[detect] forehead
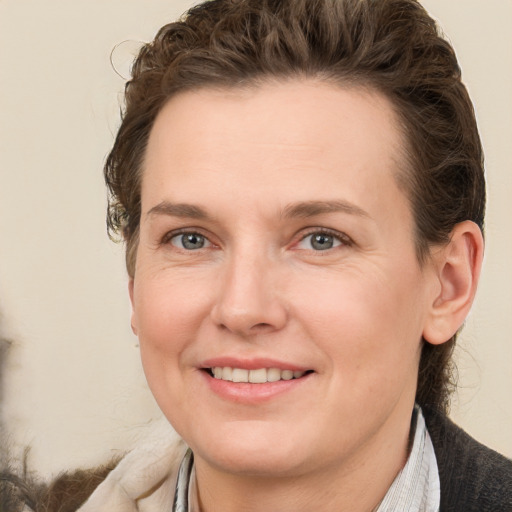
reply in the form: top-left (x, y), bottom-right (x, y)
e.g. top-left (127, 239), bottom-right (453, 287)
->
top-left (142, 80), bottom-right (410, 223)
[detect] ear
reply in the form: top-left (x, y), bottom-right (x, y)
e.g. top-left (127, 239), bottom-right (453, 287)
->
top-left (422, 221), bottom-right (484, 345)
top-left (128, 277), bottom-right (138, 335)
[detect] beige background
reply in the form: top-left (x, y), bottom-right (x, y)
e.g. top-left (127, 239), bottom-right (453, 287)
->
top-left (0, 0), bottom-right (511, 477)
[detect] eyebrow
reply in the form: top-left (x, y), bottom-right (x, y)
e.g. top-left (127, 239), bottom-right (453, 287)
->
top-left (146, 201), bottom-right (210, 220)
top-left (146, 199), bottom-right (371, 222)
top-left (281, 200), bottom-right (370, 219)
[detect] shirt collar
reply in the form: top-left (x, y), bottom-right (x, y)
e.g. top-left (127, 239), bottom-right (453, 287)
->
top-left (375, 404), bottom-right (440, 512)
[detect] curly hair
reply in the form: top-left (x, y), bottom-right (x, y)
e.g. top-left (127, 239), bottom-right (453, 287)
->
top-left (104, 0), bottom-right (485, 412)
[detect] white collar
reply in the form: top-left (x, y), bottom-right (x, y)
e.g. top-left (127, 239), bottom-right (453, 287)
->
top-left (375, 405), bottom-right (440, 512)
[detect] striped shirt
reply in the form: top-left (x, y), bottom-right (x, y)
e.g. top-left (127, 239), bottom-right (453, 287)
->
top-left (375, 405), bottom-right (440, 511)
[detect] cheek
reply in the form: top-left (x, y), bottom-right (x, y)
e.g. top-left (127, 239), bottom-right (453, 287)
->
top-left (134, 268), bottom-right (212, 344)
top-left (132, 272), bottom-right (213, 394)
top-left (290, 264), bottom-right (425, 391)
top-left (133, 277), bottom-right (212, 433)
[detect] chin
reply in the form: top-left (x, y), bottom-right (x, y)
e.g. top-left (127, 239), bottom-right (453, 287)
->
top-left (201, 448), bottom-right (309, 478)
top-left (186, 422), bottom-right (314, 477)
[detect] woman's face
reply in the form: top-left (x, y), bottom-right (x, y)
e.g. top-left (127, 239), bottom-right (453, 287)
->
top-left (130, 81), bottom-right (438, 478)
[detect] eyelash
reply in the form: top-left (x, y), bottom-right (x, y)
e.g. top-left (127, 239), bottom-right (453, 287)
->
top-left (160, 227), bottom-right (352, 252)
top-left (295, 228), bottom-right (352, 252)
top-left (161, 229), bottom-right (213, 250)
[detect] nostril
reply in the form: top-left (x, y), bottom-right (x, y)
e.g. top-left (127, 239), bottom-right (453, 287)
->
top-left (251, 322), bottom-right (272, 330)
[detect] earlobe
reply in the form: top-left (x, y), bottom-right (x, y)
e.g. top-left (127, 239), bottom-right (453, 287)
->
top-left (423, 221), bottom-right (484, 346)
top-left (128, 278), bottom-right (138, 335)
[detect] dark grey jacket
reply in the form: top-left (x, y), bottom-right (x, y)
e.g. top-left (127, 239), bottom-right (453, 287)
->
top-left (424, 406), bottom-right (512, 511)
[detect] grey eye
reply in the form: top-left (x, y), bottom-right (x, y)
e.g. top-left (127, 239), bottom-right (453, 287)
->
top-left (297, 232), bottom-right (343, 251)
top-left (171, 233), bottom-right (210, 250)
top-left (311, 233), bottom-right (335, 250)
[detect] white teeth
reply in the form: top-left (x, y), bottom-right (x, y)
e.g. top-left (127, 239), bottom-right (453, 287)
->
top-left (232, 368), bottom-right (249, 382)
top-left (249, 368), bottom-right (267, 383)
top-left (267, 368), bottom-right (281, 382)
top-left (281, 370), bottom-right (294, 380)
top-left (211, 367), bottom-right (307, 383)
top-left (222, 367), bottom-right (233, 381)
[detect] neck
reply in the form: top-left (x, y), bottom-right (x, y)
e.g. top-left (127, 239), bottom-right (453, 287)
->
top-left (192, 406), bottom-right (413, 512)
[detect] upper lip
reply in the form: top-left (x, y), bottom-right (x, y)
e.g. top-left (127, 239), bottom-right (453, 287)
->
top-left (200, 357), bottom-right (311, 372)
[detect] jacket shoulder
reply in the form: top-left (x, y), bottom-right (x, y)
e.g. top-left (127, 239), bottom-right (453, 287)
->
top-left (423, 405), bottom-right (512, 512)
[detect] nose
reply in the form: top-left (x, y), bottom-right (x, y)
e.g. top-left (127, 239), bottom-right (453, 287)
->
top-left (210, 250), bottom-right (288, 337)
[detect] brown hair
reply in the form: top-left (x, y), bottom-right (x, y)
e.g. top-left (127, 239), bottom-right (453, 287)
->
top-left (104, 0), bottom-right (485, 412)
top-left (0, 460), bottom-right (118, 512)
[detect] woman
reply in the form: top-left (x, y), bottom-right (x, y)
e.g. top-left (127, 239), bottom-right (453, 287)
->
top-left (4, 0), bottom-right (512, 510)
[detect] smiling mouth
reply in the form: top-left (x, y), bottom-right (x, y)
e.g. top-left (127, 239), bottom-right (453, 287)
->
top-left (204, 367), bottom-right (313, 383)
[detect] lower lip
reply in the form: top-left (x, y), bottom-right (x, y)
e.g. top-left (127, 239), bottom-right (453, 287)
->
top-left (201, 371), bottom-right (312, 404)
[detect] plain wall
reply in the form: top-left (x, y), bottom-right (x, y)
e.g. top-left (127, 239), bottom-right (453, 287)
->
top-left (0, 0), bottom-right (511, 477)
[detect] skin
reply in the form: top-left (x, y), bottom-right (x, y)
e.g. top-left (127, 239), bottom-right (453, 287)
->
top-left (129, 80), bottom-right (483, 512)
